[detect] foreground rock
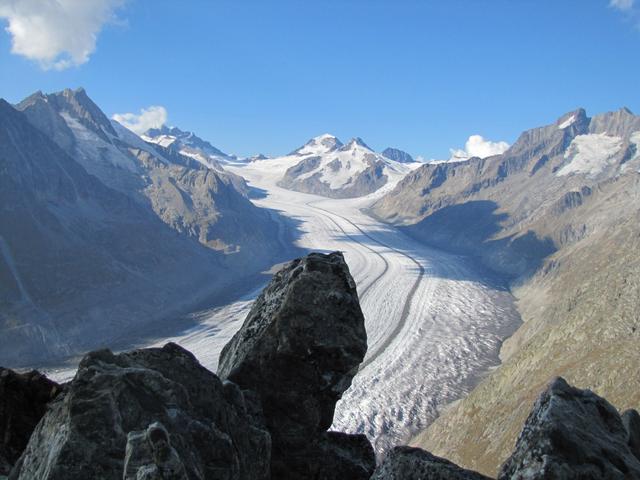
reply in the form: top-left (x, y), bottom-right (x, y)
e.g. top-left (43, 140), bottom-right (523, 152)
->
top-left (11, 343), bottom-right (270, 480)
top-left (498, 377), bottom-right (640, 479)
top-left (372, 446), bottom-right (491, 479)
top-left (218, 251), bottom-right (374, 479)
top-left (0, 369), bottom-right (60, 475)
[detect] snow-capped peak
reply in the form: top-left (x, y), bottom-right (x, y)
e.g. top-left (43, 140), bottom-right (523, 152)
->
top-left (340, 137), bottom-right (373, 152)
top-left (556, 108), bottom-right (587, 131)
top-left (293, 134), bottom-right (343, 156)
top-left (142, 124), bottom-right (233, 171)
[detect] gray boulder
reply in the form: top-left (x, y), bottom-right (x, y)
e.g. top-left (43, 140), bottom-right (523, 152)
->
top-left (11, 343), bottom-right (270, 480)
top-left (371, 446), bottom-right (491, 480)
top-left (218, 251), bottom-right (373, 479)
top-left (498, 377), bottom-right (640, 479)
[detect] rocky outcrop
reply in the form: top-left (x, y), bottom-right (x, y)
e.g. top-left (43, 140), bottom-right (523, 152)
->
top-left (372, 446), bottom-right (491, 480)
top-left (10, 343), bottom-right (271, 480)
top-left (498, 377), bottom-right (640, 479)
top-left (374, 377), bottom-right (640, 479)
top-left (382, 147), bottom-right (414, 164)
top-left (0, 369), bottom-right (60, 475)
top-left (218, 251), bottom-right (374, 479)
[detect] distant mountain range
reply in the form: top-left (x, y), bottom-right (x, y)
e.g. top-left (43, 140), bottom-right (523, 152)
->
top-left (0, 88), bottom-right (290, 367)
top-left (277, 134), bottom-right (417, 198)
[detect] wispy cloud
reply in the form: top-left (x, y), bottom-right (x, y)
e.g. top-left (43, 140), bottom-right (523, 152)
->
top-left (609, 0), bottom-right (640, 28)
top-left (0, 0), bottom-right (125, 70)
top-left (610, 0), bottom-right (635, 11)
top-left (112, 106), bottom-right (168, 135)
top-left (449, 135), bottom-right (509, 161)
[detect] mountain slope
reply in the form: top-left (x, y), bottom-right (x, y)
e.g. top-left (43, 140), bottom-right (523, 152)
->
top-left (0, 99), bottom-right (226, 366)
top-left (382, 147), bottom-right (414, 163)
top-left (1, 88), bottom-right (292, 367)
top-left (370, 107), bottom-right (640, 475)
top-left (277, 135), bottom-right (415, 198)
top-left (16, 88), bottom-right (280, 262)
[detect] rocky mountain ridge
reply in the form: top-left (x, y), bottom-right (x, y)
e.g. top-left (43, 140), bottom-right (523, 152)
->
top-left (2, 253), bottom-right (639, 479)
top-left (370, 107), bottom-right (640, 475)
top-left (142, 125), bottom-right (239, 171)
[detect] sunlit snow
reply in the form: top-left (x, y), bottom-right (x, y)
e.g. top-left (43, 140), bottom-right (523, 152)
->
top-left (558, 114), bottom-right (577, 129)
top-left (556, 133), bottom-right (623, 177)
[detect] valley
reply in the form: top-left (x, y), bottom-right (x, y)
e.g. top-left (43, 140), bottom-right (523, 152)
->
top-left (44, 153), bottom-right (521, 457)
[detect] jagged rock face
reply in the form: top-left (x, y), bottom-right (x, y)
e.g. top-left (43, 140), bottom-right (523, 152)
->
top-left (382, 147), bottom-right (414, 164)
top-left (11, 343), bottom-right (270, 480)
top-left (371, 446), bottom-right (491, 480)
top-left (0, 369), bottom-right (60, 475)
top-left (498, 377), bottom-right (640, 479)
top-left (218, 251), bottom-right (373, 479)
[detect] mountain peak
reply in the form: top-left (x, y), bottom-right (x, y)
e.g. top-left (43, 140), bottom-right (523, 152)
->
top-left (292, 134), bottom-right (343, 156)
top-left (556, 108), bottom-right (588, 130)
top-left (36, 88), bottom-right (117, 138)
top-left (341, 137), bottom-right (372, 151)
top-left (143, 124), bottom-right (230, 160)
top-left (144, 125), bottom-right (184, 138)
top-left (382, 147), bottom-right (414, 163)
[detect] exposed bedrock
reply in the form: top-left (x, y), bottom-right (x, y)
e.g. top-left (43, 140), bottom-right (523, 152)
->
top-left (9, 343), bottom-right (271, 480)
top-left (497, 377), bottom-right (640, 480)
top-left (218, 251), bottom-right (374, 479)
top-left (371, 446), bottom-right (491, 480)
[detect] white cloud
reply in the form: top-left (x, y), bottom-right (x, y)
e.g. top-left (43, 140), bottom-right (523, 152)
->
top-left (0, 0), bottom-right (125, 70)
top-left (449, 135), bottom-right (510, 161)
top-left (112, 106), bottom-right (168, 135)
top-left (610, 0), bottom-right (635, 11)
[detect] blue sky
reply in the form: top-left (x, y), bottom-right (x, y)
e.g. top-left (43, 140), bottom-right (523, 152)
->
top-left (0, 0), bottom-right (639, 159)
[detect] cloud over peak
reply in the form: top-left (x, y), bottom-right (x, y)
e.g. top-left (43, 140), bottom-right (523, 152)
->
top-left (0, 0), bottom-right (125, 70)
top-left (112, 106), bottom-right (168, 135)
top-left (449, 135), bottom-right (510, 161)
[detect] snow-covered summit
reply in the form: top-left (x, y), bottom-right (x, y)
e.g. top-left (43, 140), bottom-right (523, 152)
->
top-left (292, 133), bottom-right (344, 156)
top-left (142, 125), bottom-right (234, 171)
top-left (277, 134), bottom-right (418, 198)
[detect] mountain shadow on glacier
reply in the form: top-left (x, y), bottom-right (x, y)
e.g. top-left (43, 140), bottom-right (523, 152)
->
top-left (400, 200), bottom-right (557, 280)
